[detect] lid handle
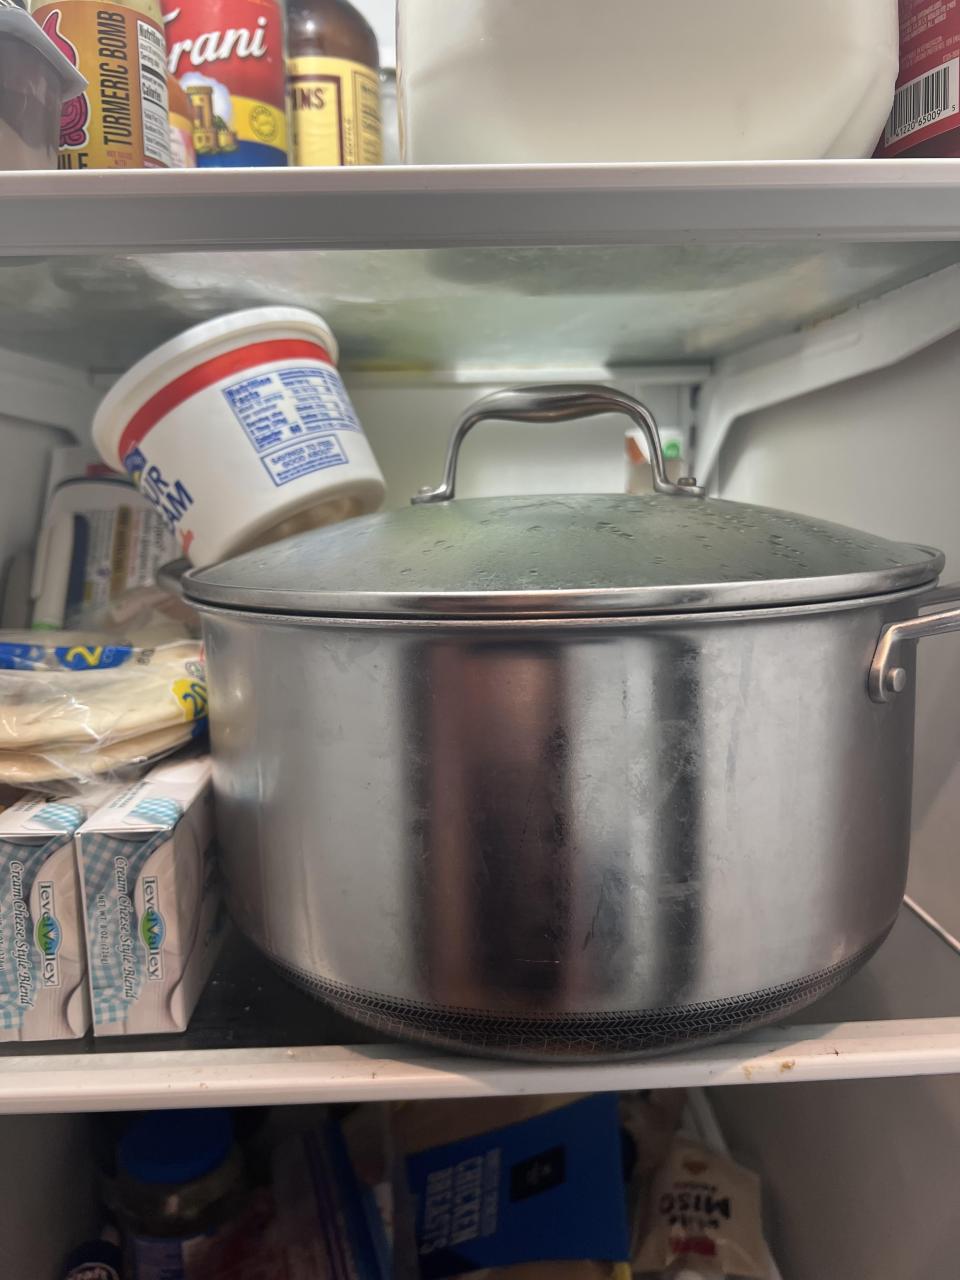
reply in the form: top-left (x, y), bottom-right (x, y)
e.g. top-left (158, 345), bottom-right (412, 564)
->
top-left (412, 385), bottom-right (705, 505)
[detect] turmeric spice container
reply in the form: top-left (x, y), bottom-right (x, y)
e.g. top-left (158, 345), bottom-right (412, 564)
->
top-left (31, 0), bottom-right (171, 168)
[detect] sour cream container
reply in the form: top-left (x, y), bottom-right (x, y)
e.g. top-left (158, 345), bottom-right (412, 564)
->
top-left (92, 308), bottom-right (386, 567)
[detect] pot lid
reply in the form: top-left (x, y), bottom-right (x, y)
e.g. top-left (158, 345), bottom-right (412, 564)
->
top-left (183, 493), bottom-right (942, 619)
top-left (183, 387), bottom-right (944, 619)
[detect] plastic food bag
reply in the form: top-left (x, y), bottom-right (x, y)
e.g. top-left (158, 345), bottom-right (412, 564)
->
top-left (0, 632), bottom-right (207, 790)
top-left (622, 1091), bottom-right (689, 1180)
top-left (633, 1138), bottom-right (767, 1280)
top-left (183, 1119), bottom-right (391, 1280)
top-left (66, 575), bottom-right (201, 640)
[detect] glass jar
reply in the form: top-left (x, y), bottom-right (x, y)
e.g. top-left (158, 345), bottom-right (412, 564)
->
top-left (116, 1109), bottom-right (245, 1280)
top-left (286, 0), bottom-right (383, 165)
top-left (30, 0), bottom-right (171, 169)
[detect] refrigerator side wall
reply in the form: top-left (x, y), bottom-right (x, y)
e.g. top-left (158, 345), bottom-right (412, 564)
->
top-left (718, 327), bottom-right (960, 942)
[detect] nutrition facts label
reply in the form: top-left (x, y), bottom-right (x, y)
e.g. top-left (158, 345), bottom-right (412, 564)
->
top-left (223, 366), bottom-right (364, 488)
top-left (137, 20), bottom-right (172, 167)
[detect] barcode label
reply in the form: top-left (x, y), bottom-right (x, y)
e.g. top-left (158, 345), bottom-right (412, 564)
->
top-left (885, 58), bottom-right (960, 146)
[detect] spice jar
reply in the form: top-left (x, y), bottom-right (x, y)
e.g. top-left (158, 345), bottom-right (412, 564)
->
top-left (31, 0), bottom-right (171, 169)
top-left (286, 0), bottom-right (382, 166)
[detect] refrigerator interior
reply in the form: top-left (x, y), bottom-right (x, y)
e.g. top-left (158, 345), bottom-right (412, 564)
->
top-left (1, 315), bottom-right (960, 1277)
top-left (710, 328), bottom-right (960, 1280)
top-left (717, 326), bottom-right (960, 945)
top-left (2, 91), bottom-right (960, 1266)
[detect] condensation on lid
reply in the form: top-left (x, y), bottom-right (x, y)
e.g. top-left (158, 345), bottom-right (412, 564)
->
top-left (183, 493), bottom-right (944, 619)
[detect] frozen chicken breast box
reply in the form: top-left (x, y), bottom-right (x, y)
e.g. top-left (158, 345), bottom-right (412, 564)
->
top-left (77, 755), bottom-right (224, 1037)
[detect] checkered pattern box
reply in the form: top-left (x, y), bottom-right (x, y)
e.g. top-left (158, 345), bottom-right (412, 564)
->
top-left (0, 793), bottom-right (108, 1042)
top-left (77, 755), bottom-right (224, 1036)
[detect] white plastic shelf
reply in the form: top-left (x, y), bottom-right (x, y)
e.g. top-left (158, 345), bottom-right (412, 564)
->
top-left (3, 1018), bottom-right (960, 1117)
top-left (6, 162), bottom-right (960, 255)
top-left (1, 907), bottom-right (957, 1115)
top-left (3, 163), bottom-right (960, 373)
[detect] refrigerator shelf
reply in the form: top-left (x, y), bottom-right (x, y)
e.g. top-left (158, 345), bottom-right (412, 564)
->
top-left (2, 162), bottom-right (960, 376)
top-left (6, 162), bottom-right (960, 255)
top-left (2, 1015), bottom-right (958, 1116)
top-left (0, 907), bottom-right (956, 1115)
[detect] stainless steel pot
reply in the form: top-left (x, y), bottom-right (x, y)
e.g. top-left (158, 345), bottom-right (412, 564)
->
top-left (184, 386), bottom-right (960, 1061)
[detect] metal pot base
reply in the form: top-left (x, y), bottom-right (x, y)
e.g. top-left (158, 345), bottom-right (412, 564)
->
top-left (268, 931), bottom-right (889, 1063)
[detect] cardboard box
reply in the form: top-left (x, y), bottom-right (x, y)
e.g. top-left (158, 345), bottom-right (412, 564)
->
top-left (78, 755), bottom-right (223, 1036)
top-left (404, 1094), bottom-right (630, 1279)
top-left (0, 793), bottom-right (101, 1041)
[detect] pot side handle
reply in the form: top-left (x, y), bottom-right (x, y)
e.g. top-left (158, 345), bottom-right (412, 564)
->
top-left (869, 583), bottom-right (960, 703)
top-left (411, 384), bottom-right (705, 505)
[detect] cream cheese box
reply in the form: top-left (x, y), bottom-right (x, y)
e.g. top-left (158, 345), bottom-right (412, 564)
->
top-left (0, 793), bottom-right (103, 1042)
top-left (78, 755), bottom-right (224, 1036)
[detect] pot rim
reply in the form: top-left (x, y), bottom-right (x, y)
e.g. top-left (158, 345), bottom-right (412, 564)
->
top-left (184, 546), bottom-right (944, 620)
top-left (181, 478), bottom-right (948, 622)
top-left (191, 580), bottom-right (939, 632)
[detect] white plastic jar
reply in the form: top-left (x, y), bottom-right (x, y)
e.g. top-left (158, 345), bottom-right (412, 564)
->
top-left (93, 308), bottom-right (386, 568)
top-left (398, 0), bottom-right (899, 163)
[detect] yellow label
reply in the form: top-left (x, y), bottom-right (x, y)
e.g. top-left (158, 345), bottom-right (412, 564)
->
top-left (182, 87), bottom-right (287, 160)
top-left (232, 94), bottom-right (288, 151)
top-left (33, 1), bottom-right (171, 170)
top-left (172, 677), bottom-right (208, 722)
top-left (61, 645), bottom-right (106, 670)
top-left (287, 55), bottom-right (382, 166)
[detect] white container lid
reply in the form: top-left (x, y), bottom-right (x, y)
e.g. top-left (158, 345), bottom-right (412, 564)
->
top-left (93, 307), bottom-right (342, 470)
top-left (0, 7), bottom-right (86, 100)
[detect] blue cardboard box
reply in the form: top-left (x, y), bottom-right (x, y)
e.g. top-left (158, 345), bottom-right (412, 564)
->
top-left (405, 1094), bottom-right (630, 1279)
